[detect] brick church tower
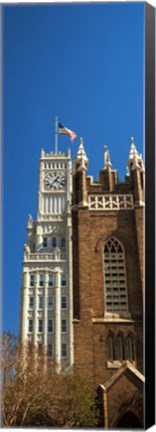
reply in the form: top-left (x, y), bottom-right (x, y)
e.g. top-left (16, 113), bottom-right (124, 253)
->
top-left (72, 137), bottom-right (145, 428)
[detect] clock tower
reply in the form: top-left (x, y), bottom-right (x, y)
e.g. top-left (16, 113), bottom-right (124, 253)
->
top-left (20, 148), bottom-right (73, 371)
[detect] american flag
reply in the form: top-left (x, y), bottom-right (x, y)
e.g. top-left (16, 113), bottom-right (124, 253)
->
top-left (58, 122), bottom-right (77, 142)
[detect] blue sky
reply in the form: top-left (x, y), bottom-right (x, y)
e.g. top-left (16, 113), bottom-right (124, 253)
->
top-left (3, 3), bottom-right (144, 335)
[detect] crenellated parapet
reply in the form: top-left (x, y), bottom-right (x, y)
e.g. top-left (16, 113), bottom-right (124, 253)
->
top-left (72, 136), bottom-right (145, 209)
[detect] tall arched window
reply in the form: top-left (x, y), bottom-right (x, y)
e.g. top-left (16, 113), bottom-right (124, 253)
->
top-left (104, 237), bottom-right (128, 315)
top-left (116, 335), bottom-right (124, 361)
top-left (107, 335), bottom-right (114, 362)
top-left (126, 335), bottom-right (134, 362)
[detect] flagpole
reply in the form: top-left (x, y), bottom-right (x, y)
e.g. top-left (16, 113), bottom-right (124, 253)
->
top-left (55, 116), bottom-right (58, 154)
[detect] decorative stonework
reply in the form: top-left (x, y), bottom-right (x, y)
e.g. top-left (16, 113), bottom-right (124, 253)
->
top-left (88, 194), bottom-right (134, 210)
top-left (26, 252), bottom-right (67, 262)
top-left (38, 214), bottom-right (64, 222)
top-left (75, 137), bottom-right (88, 163)
top-left (104, 146), bottom-right (112, 168)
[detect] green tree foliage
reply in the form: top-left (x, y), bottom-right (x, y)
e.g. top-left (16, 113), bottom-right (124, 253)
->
top-left (1, 333), bottom-right (99, 427)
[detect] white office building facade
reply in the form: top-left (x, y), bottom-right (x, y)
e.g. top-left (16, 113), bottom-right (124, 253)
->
top-left (20, 148), bottom-right (73, 371)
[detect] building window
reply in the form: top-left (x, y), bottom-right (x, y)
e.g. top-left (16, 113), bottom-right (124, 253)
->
top-left (61, 295), bottom-right (67, 309)
top-left (104, 237), bottom-right (128, 315)
top-left (47, 343), bottom-right (53, 357)
top-left (61, 237), bottom-right (66, 248)
top-left (61, 343), bottom-right (67, 357)
top-left (107, 335), bottom-right (114, 361)
top-left (106, 332), bottom-right (135, 368)
top-left (38, 319), bottom-right (43, 333)
top-left (29, 296), bottom-right (34, 309)
top-left (61, 319), bottom-right (67, 333)
top-left (126, 335), bottom-right (134, 362)
top-left (52, 237), bottom-right (57, 248)
top-left (48, 296), bottom-right (53, 309)
top-left (28, 319), bottom-right (33, 333)
top-left (39, 296), bottom-right (44, 309)
top-left (48, 274), bottom-right (54, 287)
top-left (39, 274), bottom-right (44, 287)
top-left (116, 335), bottom-right (124, 361)
top-left (30, 274), bottom-right (35, 287)
top-left (48, 319), bottom-right (53, 333)
top-left (43, 237), bottom-right (48, 248)
top-left (61, 274), bottom-right (67, 287)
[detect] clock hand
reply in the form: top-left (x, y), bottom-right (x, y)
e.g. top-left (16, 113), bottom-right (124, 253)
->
top-left (51, 175), bottom-right (58, 186)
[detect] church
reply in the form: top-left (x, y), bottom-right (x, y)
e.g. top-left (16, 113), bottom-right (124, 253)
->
top-left (20, 136), bottom-right (144, 428)
top-left (72, 138), bottom-right (144, 428)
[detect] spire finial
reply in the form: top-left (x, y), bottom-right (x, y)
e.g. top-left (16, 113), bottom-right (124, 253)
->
top-left (80, 137), bottom-right (84, 147)
top-left (75, 137), bottom-right (88, 170)
top-left (128, 136), bottom-right (140, 169)
top-left (104, 145), bottom-right (112, 169)
top-left (76, 137), bottom-right (88, 161)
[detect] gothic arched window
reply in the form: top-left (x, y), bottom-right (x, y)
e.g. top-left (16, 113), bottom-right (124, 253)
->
top-left (104, 237), bottom-right (128, 315)
top-left (126, 335), bottom-right (134, 362)
top-left (107, 335), bottom-right (115, 362)
top-left (116, 335), bottom-right (125, 361)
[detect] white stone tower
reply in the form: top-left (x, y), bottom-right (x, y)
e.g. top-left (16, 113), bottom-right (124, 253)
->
top-left (20, 148), bottom-right (73, 371)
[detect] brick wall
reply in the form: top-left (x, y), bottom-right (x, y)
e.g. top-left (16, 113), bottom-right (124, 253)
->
top-left (73, 205), bottom-right (143, 381)
top-left (72, 155), bottom-right (144, 426)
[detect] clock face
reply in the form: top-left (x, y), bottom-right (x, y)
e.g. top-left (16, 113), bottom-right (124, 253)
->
top-left (45, 173), bottom-right (66, 190)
